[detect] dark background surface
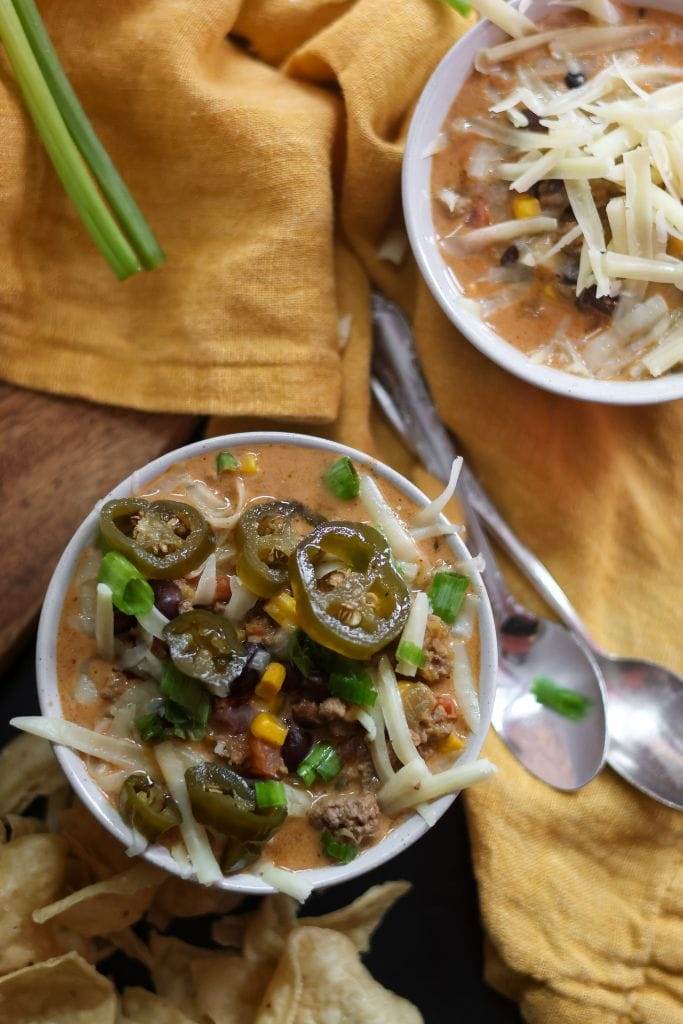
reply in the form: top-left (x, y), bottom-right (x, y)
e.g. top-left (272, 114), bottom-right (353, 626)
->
top-left (1, 639), bottom-right (522, 1023)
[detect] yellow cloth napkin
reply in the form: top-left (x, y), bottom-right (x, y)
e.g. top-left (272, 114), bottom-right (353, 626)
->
top-left (1, 2), bottom-right (682, 1021)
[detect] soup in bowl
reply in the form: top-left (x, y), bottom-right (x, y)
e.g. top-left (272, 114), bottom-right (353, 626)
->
top-left (21, 433), bottom-right (497, 899)
top-left (403, 0), bottom-right (683, 403)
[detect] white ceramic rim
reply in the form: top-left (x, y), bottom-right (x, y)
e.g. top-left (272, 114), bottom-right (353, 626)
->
top-left (36, 431), bottom-right (497, 895)
top-left (402, 0), bottom-right (683, 405)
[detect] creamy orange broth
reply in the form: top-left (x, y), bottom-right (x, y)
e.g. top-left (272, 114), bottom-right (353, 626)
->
top-left (431, 4), bottom-right (683, 377)
top-left (57, 443), bottom-right (480, 872)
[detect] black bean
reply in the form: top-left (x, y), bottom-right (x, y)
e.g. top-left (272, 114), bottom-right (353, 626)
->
top-left (113, 610), bottom-right (136, 634)
top-left (282, 723), bottom-right (313, 771)
top-left (151, 579), bottom-right (182, 620)
top-left (565, 70), bottom-right (586, 89)
top-left (500, 245), bottom-right (519, 266)
top-left (576, 285), bottom-right (619, 317)
top-left (229, 643), bottom-right (269, 699)
top-left (521, 108), bottom-right (547, 133)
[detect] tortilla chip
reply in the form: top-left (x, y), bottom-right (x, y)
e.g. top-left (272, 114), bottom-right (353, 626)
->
top-left (0, 951), bottom-right (117, 1023)
top-left (255, 927), bottom-right (423, 1024)
top-left (0, 833), bottom-right (69, 975)
top-left (111, 927), bottom-right (155, 970)
top-left (149, 932), bottom-right (217, 1019)
top-left (0, 734), bottom-right (67, 816)
top-left (58, 803), bottom-right (131, 878)
top-left (304, 881), bottom-right (411, 952)
top-left (152, 875), bottom-right (243, 920)
top-left (211, 914), bottom-right (250, 950)
top-left (0, 814), bottom-right (46, 844)
top-left (33, 862), bottom-right (164, 936)
top-left (191, 955), bottom-right (274, 1024)
top-left (122, 986), bottom-right (198, 1024)
top-left (243, 895), bottom-right (298, 963)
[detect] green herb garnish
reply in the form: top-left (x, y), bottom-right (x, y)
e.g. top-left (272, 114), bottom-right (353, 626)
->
top-left (442, 0), bottom-right (472, 15)
top-left (396, 640), bottom-right (426, 668)
top-left (97, 551), bottom-right (154, 617)
top-left (324, 457), bottom-right (360, 500)
top-left (297, 742), bottom-right (343, 786)
top-left (531, 677), bottom-right (592, 721)
top-left (328, 669), bottom-right (377, 707)
top-left (322, 830), bottom-right (358, 864)
top-left (216, 451), bottom-right (239, 473)
top-left (254, 780), bottom-right (287, 810)
top-left (135, 664), bottom-right (210, 742)
top-left (428, 571), bottom-right (468, 625)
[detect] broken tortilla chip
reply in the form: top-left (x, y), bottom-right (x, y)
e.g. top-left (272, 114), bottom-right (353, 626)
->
top-left (256, 927), bottom-right (423, 1024)
top-left (58, 803), bottom-right (131, 878)
top-left (0, 951), bottom-right (117, 1024)
top-left (0, 734), bottom-right (67, 816)
top-left (149, 932), bottom-right (218, 1019)
top-left (32, 862), bottom-right (164, 936)
top-left (303, 880), bottom-right (411, 952)
top-left (243, 894), bottom-right (298, 963)
top-left (0, 833), bottom-right (69, 975)
top-left (1, 814), bottom-right (46, 844)
top-left (191, 954), bottom-right (274, 1024)
top-left (122, 986), bottom-right (197, 1024)
top-left (151, 874), bottom-right (243, 920)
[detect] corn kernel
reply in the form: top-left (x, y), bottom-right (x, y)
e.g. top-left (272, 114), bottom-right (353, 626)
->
top-left (255, 662), bottom-right (286, 699)
top-left (543, 283), bottom-right (557, 300)
top-left (512, 195), bottom-right (541, 219)
top-left (250, 712), bottom-right (288, 747)
top-left (264, 592), bottom-right (298, 628)
top-left (240, 452), bottom-right (260, 475)
top-left (668, 235), bottom-right (683, 259)
top-left (439, 732), bottom-right (465, 755)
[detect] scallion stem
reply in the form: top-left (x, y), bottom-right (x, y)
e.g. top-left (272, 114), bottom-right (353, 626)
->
top-left (0, 0), bottom-right (139, 278)
top-left (10, 0), bottom-right (165, 269)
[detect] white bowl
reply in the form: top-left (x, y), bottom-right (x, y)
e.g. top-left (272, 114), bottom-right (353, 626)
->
top-left (402, 0), bottom-right (683, 405)
top-left (36, 431), bottom-right (497, 895)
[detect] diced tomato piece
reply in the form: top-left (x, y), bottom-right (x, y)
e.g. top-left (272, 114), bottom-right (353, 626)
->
top-left (247, 735), bottom-right (283, 779)
top-left (466, 196), bottom-right (490, 228)
top-left (436, 694), bottom-right (458, 718)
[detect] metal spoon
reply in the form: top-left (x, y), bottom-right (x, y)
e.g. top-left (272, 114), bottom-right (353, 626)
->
top-left (371, 293), bottom-right (609, 792)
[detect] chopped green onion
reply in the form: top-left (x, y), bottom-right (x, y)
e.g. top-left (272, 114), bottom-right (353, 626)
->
top-left (160, 664), bottom-right (210, 728)
top-left (531, 677), bottom-right (592, 721)
top-left (254, 780), bottom-right (287, 810)
top-left (216, 451), bottom-right (239, 473)
top-left (296, 742), bottom-right (343, 786)
top-left (396, 640), bottom-right (426, 669)
top-left (329, 670), bottom-right (377, 707)
top-left (428, 571), bottom-right (469, 625)
top-left (0, 0), bottom-right (140, 279)
top-left (10, 0), bottom-right (165, 271)
top-left (315, 745), bottom-right (343, 781)
top-left (98, 551), bottom-right (154, 617)
top-left (321, 830), bottom-right (358, 864)
top-left (134, 712), bottom-right (165, 743)
top-left (442, 0), bottom-right (472, 14)
top-left (324, 457), bottom-right (360, 501)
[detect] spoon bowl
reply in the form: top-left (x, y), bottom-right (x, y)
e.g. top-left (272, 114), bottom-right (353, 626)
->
top-left (496, 617), bottom-right (608, 790)
top-left (600, 655), bottom-right (683, 810)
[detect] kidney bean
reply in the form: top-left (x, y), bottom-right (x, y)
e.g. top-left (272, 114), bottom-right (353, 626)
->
top-left (281, 723), bottom-right (313, 771)
top-left (113, 610), bottom-right (136, 634)
top-left (151, 580), bottom-right (182, 620)
top-left (212, 699), bottom-right (257, 734)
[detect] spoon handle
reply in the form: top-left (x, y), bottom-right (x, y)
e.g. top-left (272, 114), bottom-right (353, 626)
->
top-left (371, 294), bottom-right (513, 626)
top-left (371, 293), bottom-right (598, 651)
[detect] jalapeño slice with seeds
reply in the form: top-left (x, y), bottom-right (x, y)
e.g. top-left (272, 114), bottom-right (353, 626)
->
top-left (236, 500), bottom-right (324, 598)
top-left (289, 521), bottom-right (410, 660)
top-left (99, 497), bottom-right (214, 579)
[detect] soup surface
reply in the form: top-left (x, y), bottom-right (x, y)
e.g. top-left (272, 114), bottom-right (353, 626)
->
top-left (431, 3), bottom-right (683, 381)
top-left (54, 443), bottom-right (482, 886)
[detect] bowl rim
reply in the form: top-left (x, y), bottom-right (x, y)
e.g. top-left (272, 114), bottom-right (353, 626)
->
top-left (35, 430), bottom-right (497, 895)
top-left (402, 0), bottom-right (683, 405)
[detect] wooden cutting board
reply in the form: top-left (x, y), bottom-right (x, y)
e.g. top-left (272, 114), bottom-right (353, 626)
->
top-left (0, 383), bottom-right (198, 667)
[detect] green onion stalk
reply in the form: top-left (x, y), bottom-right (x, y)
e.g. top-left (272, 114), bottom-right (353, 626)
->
top-left (11, 0), bottom-right (165, 270)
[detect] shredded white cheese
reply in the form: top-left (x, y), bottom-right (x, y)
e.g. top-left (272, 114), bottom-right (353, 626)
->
top-left (451, 642), bottom-right (480, 733)
top-left (395, 592), bottom-right (430, 678)
top-left (95, 583), bottom-right (114, 661)
top-left (137, 605), bottom-right (169, 640)
top-left (375, 656), bottom-right (424, 765)
top-left (412, 458), bottom-right (463, 527)
top-left (155, 742), bottom-right (222, 886)
top-left (224, 575), bottom-right (259, 622)
top-left (193, 553), bottom-right (217, 606)
top-left (379, 759), bottom-right (497, 815)
top-left (257, 862), bottom-right (313, 902)
top-left (10, 716), bottom-right (149, 771)
top-left (468, 0), bottom-right (536, 39)
top-left (358, 475), bottom-right (421, 563)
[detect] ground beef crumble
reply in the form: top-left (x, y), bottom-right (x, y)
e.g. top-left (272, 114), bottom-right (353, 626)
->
top-left (309, 792), bottom-right (380, 846)
top-left (418, 614), bottom-right (453, 686)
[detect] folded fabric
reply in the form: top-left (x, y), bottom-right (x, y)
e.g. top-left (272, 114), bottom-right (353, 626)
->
top-left (0, 1), bottom-right (681, 1021)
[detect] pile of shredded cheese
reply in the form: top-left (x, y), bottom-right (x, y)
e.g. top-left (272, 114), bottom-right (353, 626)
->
top-left (439, 0), bottom-right (683, 379)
